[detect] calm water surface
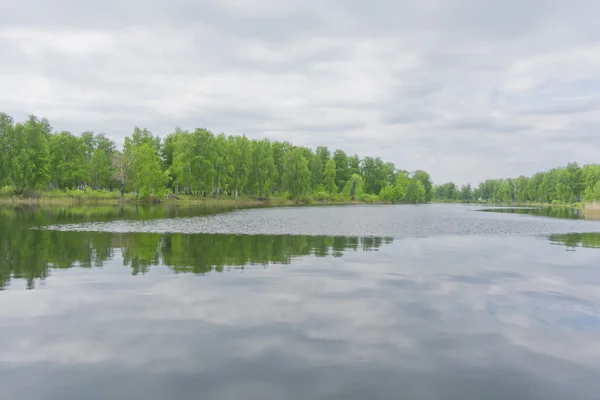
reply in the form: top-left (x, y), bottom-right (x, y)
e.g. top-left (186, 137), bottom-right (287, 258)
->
top-left (2, 203), bottom-right (600, 399)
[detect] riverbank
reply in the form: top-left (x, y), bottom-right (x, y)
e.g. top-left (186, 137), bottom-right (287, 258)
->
top-left (0, 189), bottom-right (374, 207)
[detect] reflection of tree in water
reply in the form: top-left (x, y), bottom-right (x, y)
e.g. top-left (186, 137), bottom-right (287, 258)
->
top-left (0, 217), bottom-right (393, 289)
top-left (549, 233), bottom-right (600, 251)
top-left (480, 207), bottom-right (583, 220)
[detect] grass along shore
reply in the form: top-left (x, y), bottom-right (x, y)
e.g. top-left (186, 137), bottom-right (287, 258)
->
top-left (432, 199), bottom-right (585, 208)
top-left (2, 188), bottom-right (598, 214)
top-left (0, 188), bottom-right (377, 207)
top-left (583, 202), bottom-right (600, 219)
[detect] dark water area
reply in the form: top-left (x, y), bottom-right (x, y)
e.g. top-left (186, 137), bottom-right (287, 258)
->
top-left (2, 204), bottom-right (600, 399)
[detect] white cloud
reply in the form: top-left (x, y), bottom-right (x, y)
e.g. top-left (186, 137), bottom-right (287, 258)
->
top-left (1, 0), bottom-right (599, 185)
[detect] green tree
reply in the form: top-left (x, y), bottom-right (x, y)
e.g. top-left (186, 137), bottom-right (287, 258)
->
top-left (515, 176), bottom-right (529, 202)
top-left (252, 138), bottom-right (277, 197)
top-left (308, 146), bottom-right (330, 190)
top-left (130, 143), bottom-right (167, 198)
top-left (333, 150), bottom-right (349, 193)
top-left (380, 171), bottom-right (409, 202)
top-left (283, 148), bottom-right (311, 199)
top-left (348, 155), bottom-right (360, 176)
top-left (49, 131), bottom-right (87, 189)
top-left (212, 133), bottom-right (232, 197)
top-left (6, 115), bottom-right (52, 194)
top-left (527, 172), bottom-right (544, 202)
top-left (89, 134), bottom-right (116, 190)
top-left (323, 159), bottom-right (337, 194)
top-left (230, 135), bottom-right (252, 199)
top-left (0, 113), bottom-right (13, 187)
top-left (272, 140), bottom-right (292, 194)
top-left (405, 179), bottom-right (426, 203)
top-left (412, 170), bottom-right (433, 202)
top-left (111, 150), bottom-right (131, 197)
top-left (459, 184), bottom-right (473, 202)
top-left (343, 174), bottom-right (363, 201)
top-left (539, 169), bottom-right (557, 202)
top-left (361, 156), bottom-right (387, 195)
top-left (171, 130), bottom-right (194, 194)
top-left (584, 181), bottom-right (600, 202)
top-left (190, 128), bottom-right (216, 196)
top-left (583, 164), bottom-right (600, 194)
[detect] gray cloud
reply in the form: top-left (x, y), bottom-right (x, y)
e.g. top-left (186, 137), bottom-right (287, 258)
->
top-left (1, 0), bottom-right (599, 185)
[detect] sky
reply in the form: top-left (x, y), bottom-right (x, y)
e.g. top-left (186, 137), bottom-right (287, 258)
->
top-left (0, 0), bottom-right (599, 185)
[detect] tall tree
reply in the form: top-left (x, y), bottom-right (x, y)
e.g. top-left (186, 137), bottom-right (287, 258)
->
top-left (333, 150), bottom-right (349, 193)
top-left (272, 140), bottom-right (292, 194)
top-left (112, 150), bottom-right (131, 197)
top-left (130, 143), bottom-right (167, 198)
top-left (49, 131), bottom-right (87, 189)
top-left (412, 170), bottom-right (433, 202)
top-left (283, 148), bottom-right (311, 199)
top-left (89, 134), bottom-right (116, 190)
top-left (344, 174), bottom-right (363, 201)
top-left (212, 133), bottom-right (232, 197)
top-left (6, 115), bottom-right (52, 194)
top-left (252, 138), bottom-right (277, 197)
top-left (323, 159), bottom-right (337, 194)
top-left (0, 113), bottom-right (13, 187)
top-left (171, 131), bottom-right (194, 194)
top-left (405, 179), bottom-right (426, 203)
top-left (230, 134), bottom-right (252, 199)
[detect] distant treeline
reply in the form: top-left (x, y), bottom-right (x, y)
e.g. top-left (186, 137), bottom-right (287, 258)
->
top-left (433, 162), bottom-right (600, 204)
top-left (0, 113), bottom-right (433, 203)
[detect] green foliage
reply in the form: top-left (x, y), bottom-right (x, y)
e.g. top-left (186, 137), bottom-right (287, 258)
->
top-left (405, 179), bottom-right (426, 203)
top-left (343, 174), bottom-right (363, 201)
top-left (130, 143), bottom-right (167, 198)
top-left (333, 150), bottom-right (349, 192)
top-left (411, 170), bottom-right (433, 202)
top-left (49, 131), bottom-right (87, 189)
top-left (0, 112), bottom-right (432, 203)
top-left (0, 113), bottom-right (13, 187)
top-left (283, 148), bottom-right (311, 199)
top-left (323, 159), bottom-right (337, 194)
top-left (584, 181), bottom-right (600, 202)
top-left (230, 135), bottom-right (252, 199)
top-left (251, 138), bottom-right (277, 197)
top-left (6, 115), bottom-right (52, 194)
top-left (435, 162), bottom-right (596, 205)
top-left (314, 191), bottom-right (330, 201)
top-left (361, 194), bottom-right (379, 203)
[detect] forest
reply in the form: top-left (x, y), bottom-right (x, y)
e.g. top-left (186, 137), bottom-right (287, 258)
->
top-left (0, 113), bottom-right (433, 203)
top-left (433, 162), bottom-right (600, 204)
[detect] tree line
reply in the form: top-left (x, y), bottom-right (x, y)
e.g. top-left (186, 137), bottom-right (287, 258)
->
top-left (433, 162), bottom-right (600, 204)
top-left (0, 113), bottom-right (433, 203)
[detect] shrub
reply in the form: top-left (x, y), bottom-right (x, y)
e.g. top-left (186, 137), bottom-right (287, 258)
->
top-left (361, 194), bottom-right (379, 203)
top-left (314, 191), bottom-right (330, 201)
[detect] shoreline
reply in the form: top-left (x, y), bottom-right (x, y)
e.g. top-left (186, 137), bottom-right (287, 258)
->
top-left (0, 194), bottom-right (595, 213)
top-left (431, 200), bottom-right (583, 208)
top-left (0, 194), bottom-right (376, 207)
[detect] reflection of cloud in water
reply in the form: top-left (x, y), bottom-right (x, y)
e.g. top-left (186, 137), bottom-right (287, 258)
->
top-left (1, 235), bottom-right (600, 399)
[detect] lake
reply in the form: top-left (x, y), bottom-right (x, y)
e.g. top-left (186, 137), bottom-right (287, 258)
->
top-left (2, 203), bottom-right (600, 400)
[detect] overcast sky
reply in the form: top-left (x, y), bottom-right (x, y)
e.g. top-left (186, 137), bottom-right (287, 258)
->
top-left (1, 0), bottom-right (598, 185)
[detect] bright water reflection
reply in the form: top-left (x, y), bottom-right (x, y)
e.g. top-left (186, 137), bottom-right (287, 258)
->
top-left (1, 204), bottom-right (600, 399)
